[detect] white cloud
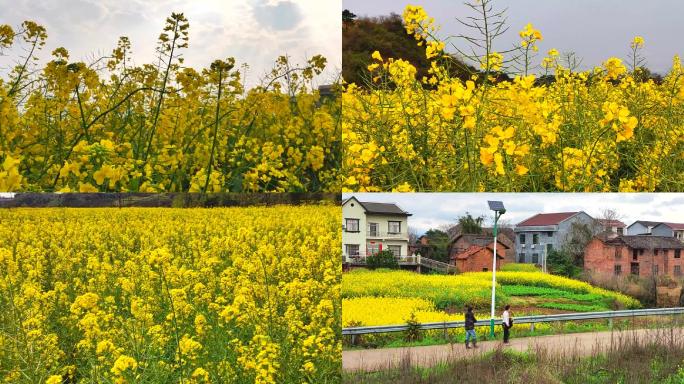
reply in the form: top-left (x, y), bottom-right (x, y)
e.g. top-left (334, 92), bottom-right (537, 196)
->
top-left (0, 0), bottom-right (341, 88)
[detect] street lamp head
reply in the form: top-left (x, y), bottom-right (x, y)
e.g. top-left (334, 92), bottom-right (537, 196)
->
top-left (487, 200), bottom-right (506, 215)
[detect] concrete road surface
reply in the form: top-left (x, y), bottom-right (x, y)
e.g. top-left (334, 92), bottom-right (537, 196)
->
top-left (343, 327), bottom-right (684, 372)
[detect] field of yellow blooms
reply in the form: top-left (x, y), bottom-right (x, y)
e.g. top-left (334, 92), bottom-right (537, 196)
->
top-left (342, 269), bottom-right (639, 325)
top-left (0, 16), bottom-right (340, 193)
top-left (0, 206), bottom-right (341, 383)
top-left (342, 269), bottom-right (640, 347)
top-left (343, 4), bottom-right (684, 192)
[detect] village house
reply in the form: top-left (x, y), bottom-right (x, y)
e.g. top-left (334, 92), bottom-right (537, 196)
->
top-left (447, 230), bottom-right (515, 262)
top-left (514, 211), bottom-right (595, 264)
top-left (408, 235), bottom-right (431, 258)
top-left (597, 219), bottom-right (626, 236)
top-left (451, 239), bottom-right (509, 272)
top-left (652, 223), bottom-right (684, 241)
top-left (585, 235), bottom-right (684, 278)
top-left (341, 196), bottom-right (411, 263)
top-left (625, 220), bottom-right (663, 235)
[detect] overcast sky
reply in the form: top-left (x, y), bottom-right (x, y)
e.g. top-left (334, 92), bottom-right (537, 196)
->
top-left (343, 0), bottom-right (684, 75)
top-left (0, 0), bottom-right (341, 88)
top-left (343, 193), bottom-right (684, 235)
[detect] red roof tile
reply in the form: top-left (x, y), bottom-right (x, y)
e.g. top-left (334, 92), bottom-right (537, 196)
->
top-left (598, 219), bottom-right (626, 227)
top-left (663, 223), bottom-right (684, 230)
top-left (453, 245), bottom-right (504, 260)
top-left (518, 212), bottom-right (579, 227)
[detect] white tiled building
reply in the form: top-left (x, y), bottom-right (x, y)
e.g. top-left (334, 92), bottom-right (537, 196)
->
top-left (342, 196), bottom-right (411, 263)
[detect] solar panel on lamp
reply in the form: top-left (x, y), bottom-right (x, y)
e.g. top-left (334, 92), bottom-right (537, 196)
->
top-left (487, 201), bottom-right (505, 212)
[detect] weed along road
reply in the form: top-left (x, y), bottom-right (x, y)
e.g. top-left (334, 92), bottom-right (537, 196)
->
top-left (343, 327), bottom-right (684, 372)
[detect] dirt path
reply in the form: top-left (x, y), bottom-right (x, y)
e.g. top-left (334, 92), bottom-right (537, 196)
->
top-left (343, 327), bottom-right (684, 372)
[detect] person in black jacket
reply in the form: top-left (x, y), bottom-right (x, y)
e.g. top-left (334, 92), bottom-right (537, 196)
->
top-left (464, 305), bottom-right (478, 349)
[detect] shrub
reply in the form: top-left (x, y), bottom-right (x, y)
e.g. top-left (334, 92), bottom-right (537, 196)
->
top-left (366, 250), bottom-right (400, 269)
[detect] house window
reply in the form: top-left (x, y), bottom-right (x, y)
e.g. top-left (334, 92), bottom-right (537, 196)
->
top-left (631, 263), bottom-right (640, 275)
top-left (614, 265), bottom-right (622, 275)
top-left (676, 250), bottom-right (681, 259)
top-left (632, 249), bottom-right (638, 260)
top-left (345, 218), bottom-right (359, 232)
top-left (367, 243), bottom-right (380, 255)
top-left (519, 234), bottom-right (526, 243)
top-left (482, 268), bottom-right (489, 272)
top-left (653, 265), bottom-right (659, 275)
top-left (532, 253), bottom-right (539, 264)
top-left (518, 253), bottom-right (525, 263)
top-left (639, 249), bottom-right (644, 255)
top-left (675, 266), bottom-right (682, 276)
top-left (388, 221), bottom-right (401, 234)
top-left (617, 227), bottom-right (624, 235)
top-left (546, 231), bottom-right (553, 237)
top-left (345, 244), bottom-right (360, 258)
top-left (387, 245), bottom-right (402, 258)
top-left (533, 234), bottom-right (539, 244)
top-left (368, 222), bottom-right (379, 237)
top-left (615, 248), bottom-right (621, 260)
top-left (655, 249), bottom-right (659, 255)
top-left (664, 250), bottom-right (669, 257)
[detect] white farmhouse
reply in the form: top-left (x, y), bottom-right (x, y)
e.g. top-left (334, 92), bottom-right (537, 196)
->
top-left (342, 196), bottom-right (411, 263)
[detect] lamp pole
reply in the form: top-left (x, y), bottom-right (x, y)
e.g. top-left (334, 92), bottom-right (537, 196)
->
top-left (487, 200), bottom-right (505, 338)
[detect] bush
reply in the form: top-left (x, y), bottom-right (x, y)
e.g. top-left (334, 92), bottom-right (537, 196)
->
top-left (366, 250), bottom-right (399, 270)
top-left (547, 249), bottom-right (581, 278)
top-left (501, 263), bottom-right (540, 272)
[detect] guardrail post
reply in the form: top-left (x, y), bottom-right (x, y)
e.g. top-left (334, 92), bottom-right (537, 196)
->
top-left (608, 318), bottom-right (613, 329)
top-left (530, 322), bottom-right (535, 332)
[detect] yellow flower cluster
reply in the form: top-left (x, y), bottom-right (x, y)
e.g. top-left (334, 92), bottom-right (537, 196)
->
top-left (0, 20), bottom-right (341, 193)
top-left (0, 205), bottom-right (341, 383)
top-left (343, 5), bottom-right (684, 192)
top-left (519, 23), bottom-right (543, 51)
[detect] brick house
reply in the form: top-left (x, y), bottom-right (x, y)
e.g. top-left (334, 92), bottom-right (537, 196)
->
top-left (451, 240), bottom-right (509, 272)
top-left (585, 235), bottom-right (684, 278)
top-left (448, 232), bottom-right (514, 262)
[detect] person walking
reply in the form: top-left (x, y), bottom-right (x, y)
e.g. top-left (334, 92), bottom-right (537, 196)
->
top-left (502, 305), bottom-right (512, 344)
top-left (464, 306), bottom-right (478, 349)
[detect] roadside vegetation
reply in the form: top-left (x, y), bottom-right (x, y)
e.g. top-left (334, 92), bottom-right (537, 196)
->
top-left (344, 330), bottom-right (684, 383)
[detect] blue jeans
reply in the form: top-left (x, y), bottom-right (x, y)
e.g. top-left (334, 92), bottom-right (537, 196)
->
top-left (465, 329), bottom-right (476, 342)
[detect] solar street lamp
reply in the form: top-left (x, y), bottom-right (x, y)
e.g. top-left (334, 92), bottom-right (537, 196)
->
top-left (487, 200), bottom-right (506, 337)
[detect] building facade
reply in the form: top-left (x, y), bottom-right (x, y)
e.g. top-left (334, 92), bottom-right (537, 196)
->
top-left (448, 233), bottom-right (514, 262)
top-left (652, 223), bottom-right (684, 241)
top-left (625, 221), bottom-right (662, 236)
top-left (514, 211), bottom-right (595, 264)
top-left (341, 196), bottom-right (411, 263)
top-left (585, 235), bottom-right (684, 278)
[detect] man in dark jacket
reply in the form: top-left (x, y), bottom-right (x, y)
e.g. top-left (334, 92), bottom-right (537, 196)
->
top-left (464, 306), bottom-right (478, 349)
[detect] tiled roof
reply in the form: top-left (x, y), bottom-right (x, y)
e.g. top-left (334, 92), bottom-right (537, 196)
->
top-left (629, 220), bottom-right (662, 228)
top-left (598, 219), bottom-right (626, 227)
top-left (517, 212), bottom-right (579, 227)
top-left (661, 223), bottom-right (684, 231)
top-left (606, 236), bottom-right (684, 249)
top-left (453, 245), bottom-right (504, 260)
top-left (358, 201), bottom-right (411, 216)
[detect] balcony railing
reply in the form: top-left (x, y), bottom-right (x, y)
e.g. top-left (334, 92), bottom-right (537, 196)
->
top-left (343, 253), bottom-right (418, 265)
top-left (366, 230), bottom-right (408, 239)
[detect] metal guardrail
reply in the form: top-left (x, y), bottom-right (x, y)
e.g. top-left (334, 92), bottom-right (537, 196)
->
top-left (342, 307), bottom-right (684, 335)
